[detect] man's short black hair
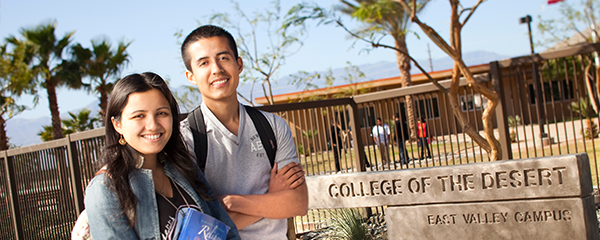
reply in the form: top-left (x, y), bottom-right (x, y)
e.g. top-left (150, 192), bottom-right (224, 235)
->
top-left (181, 25), bottom-right (239, 71)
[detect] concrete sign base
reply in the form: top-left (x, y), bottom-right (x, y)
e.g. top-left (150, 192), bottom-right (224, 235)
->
top-left (386, 196), bottom-right (599, 240)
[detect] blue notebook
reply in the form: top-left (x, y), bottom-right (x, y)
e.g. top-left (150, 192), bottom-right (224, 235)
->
top-left (176, 207), bottom-right (231, 240)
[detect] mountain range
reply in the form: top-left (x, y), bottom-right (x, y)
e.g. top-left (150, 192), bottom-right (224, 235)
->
top-left (6, 50), bottom-right (509, 148)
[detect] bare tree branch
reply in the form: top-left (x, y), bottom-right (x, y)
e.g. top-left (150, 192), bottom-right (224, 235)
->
top-left (237, 92), bottom-right (255, 106)
top-left (461, 0), bottom-right (485, 26)
top-left (334, 20), bottom-right (449, 94)
top-left (261, 81), bottom-right (273, 105)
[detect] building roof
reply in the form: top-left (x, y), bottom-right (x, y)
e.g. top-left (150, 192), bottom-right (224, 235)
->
top-left (254, 63), bottom-right (490, 105)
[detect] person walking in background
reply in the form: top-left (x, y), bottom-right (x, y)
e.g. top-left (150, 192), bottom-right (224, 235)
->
top-left (417, 117), bottom-right (432, 160)
top-left (340, 123), bottom-right (351, 154)
top-left (394, 113), bottom-right (410, 165)
top-left (372, 117), bottom-right (391, 166)
top-left (346, 125), bottom-right (371, 169)
top-left (329, 118), bottom-right (343, 173)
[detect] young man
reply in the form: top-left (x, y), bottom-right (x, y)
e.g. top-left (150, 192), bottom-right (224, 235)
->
top-left (179, 25), bottom-right (308, 240)
top-left (372, 117), bottom-right (391, 166)
top-left (394, 113), bottom-right (410, 165)
top-left (329, 118), bottom-right (343, 173)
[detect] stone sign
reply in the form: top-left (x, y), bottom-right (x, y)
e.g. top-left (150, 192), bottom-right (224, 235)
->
top-left (307, 153), bottom-right (592, 209)
top-left (305, 153), bottom-right (599, 239)
top-left (386, 197), bottom-right (598, 239)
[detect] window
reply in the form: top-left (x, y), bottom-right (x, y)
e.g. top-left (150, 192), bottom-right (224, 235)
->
top-left (416, 98), bottom-right (440, 119)
top-left (528, 79), bottom-right (574, 104)
top-left (460, 93), bottom-right (488, 112)
top-left (358, 106), bottom-right (375, 128)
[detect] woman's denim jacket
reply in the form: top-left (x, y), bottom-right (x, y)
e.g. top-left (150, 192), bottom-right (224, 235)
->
top-left (84, 161), bottom-right (241, 240)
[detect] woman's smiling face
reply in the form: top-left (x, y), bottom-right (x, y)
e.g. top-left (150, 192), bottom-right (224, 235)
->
top-left (112, 88), bottom-right (173, 160)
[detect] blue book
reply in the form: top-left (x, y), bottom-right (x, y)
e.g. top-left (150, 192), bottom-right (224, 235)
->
top-left (176, 207), bottom-right (231, 240)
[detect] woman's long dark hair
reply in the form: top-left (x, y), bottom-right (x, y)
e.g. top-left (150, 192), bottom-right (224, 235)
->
top-left (103, 72), bottom-right (210, 223)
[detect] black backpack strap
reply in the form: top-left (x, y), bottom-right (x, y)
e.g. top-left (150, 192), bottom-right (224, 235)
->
top-left (187, 106), bottom-right (208, 171)
top-left (244, 105), bottom-right (277, 168)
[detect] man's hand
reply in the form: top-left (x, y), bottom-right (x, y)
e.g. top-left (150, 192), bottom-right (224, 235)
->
top-left (268, 162), bottom-right (305, 193)
top-left (218, 161), bottom-right (309, 219)
top-left (219, 195), bottom-right (232, 211)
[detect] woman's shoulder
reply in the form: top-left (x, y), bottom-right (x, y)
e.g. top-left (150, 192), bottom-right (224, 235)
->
top-left (85, 174), bottom-right (111, 196)
top-left (84, 174), bottom-right (122, 211)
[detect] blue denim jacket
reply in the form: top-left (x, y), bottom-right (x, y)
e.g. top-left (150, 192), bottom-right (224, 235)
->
top-left (84, 161), bottom-right (241, 240)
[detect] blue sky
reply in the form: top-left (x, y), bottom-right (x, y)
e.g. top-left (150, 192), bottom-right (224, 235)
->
top-left (3, 0), bottom-right (563, 119)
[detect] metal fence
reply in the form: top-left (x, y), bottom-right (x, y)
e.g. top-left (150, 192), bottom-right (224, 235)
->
top-left (497, 44), bottom-right (600, 187)
top-left (267, 72), bottom-right (499, 234)
top-left (2, 43), bottom-right (600, 239)
top-left (263, 43), bottom-right (600, 234)
top-left (0, 129), bottom-right (105, 240)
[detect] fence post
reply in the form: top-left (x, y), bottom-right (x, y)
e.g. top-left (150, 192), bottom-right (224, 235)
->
top-left (531, 61), bottom-right (548, 138)
top-left (2, 151), bottom-right (23, 240)
top-left (348, 99), bottom-right (374, 217)
top-left (66, 134), bottom-right (85, 214)
top-left (348, 100), bottom-right (366, 172)
top-left (490, 61), bottom-right (513, 160)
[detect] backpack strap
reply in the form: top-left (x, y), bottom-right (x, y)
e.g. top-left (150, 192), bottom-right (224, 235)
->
top-left (187, 106), bottom-right (208, 171)
top-left (244, 105), bottom-right (277, 168)
top-left (187, 105), bottom-right (278, 171)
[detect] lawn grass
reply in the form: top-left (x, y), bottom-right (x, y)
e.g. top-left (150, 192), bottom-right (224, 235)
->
top-left (511, 139), bottom-right (600, 187)
top-left (299, 141), bottom-right (490, 174)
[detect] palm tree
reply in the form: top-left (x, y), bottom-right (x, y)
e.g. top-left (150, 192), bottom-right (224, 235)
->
top-left (37, 125), bottom-right (55, 142)
top-left (11, 21), bottom-right (85, 140)
top-left (38, 109), bottom-right (100, 141)
top-left (71, 38), bottom-right (131, 120)
top-left (62, 109), bottom-right (100, 135)
top-left (338, 0), bottom-right (430, 139)
top-left (0, 42), bottom-right (36, 150)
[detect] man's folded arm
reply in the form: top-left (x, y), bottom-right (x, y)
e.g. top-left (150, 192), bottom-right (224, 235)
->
top-left (221, 182), bottom-right (308, 219)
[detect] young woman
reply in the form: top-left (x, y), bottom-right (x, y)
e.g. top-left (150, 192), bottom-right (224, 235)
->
top-left (84, 72), bottom-right (240, 239)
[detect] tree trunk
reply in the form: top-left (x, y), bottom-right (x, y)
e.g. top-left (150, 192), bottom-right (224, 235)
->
top-left (265, 76), bottom-right (275, 105)
top-left (596, 64), bottom-right (600, 113)
top-left (405, 0), bottom-right (502, 160)
top-left (46, 78), bottom-right (70, 199)
top-left (261, 78), bottom-right (274, 105)
top-left (455, 57), bottom-right (502, 160)
top-left (47, 78), bottom-right (63, 139)
top-left (0, 115), bottom-right (8, 150)
top-left (584, 59), bottom-right (599, 113)
top-left (99, 82), bottom-right (108, 122)
top-left (584, 118), bottom-right (594, 139)
top-left (394, 34), bottom-right (417, 140)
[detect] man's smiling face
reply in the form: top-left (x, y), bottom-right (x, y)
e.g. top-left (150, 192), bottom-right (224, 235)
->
top-left (185, 36), bottom-right (243, 105)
